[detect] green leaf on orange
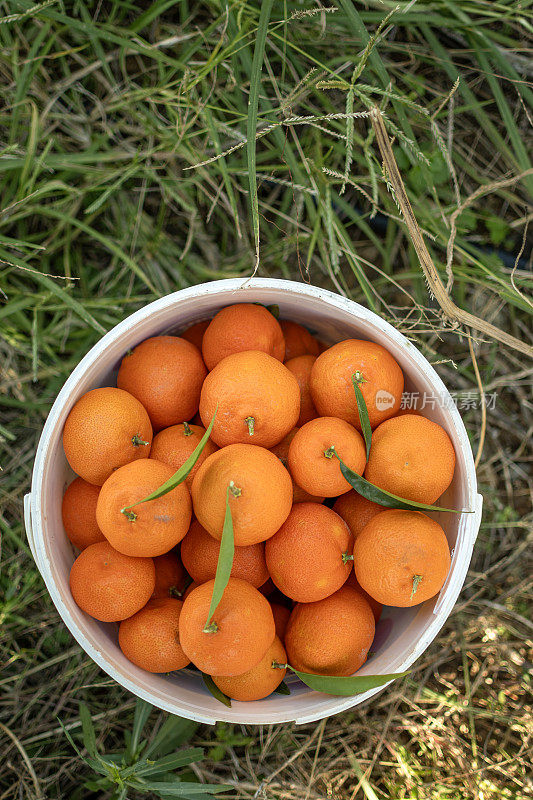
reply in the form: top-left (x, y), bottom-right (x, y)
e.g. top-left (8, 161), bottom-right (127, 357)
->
top-left (121, 407), bottom-right (217, 513)
top-left (274, 680), bottom-right (291, 696)
top-left (203, 485), bottom-right (235, 631)
top-left (351, 372), bottom-right (372, 460)
top-left (202, 674), bottom-right (232, 708)
top-left (335, 453), bottom-right (463, 513)
top-left (290, 668), bottom-right (410, 696)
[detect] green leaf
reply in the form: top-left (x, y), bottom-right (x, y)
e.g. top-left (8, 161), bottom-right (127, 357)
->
top-left (351, 373), bottom-right (372, 460)
top-left (143, 717), bottom-right (199, 759)
top-left (290, 668), bottom-right (410, 696)
top-left (202, 674), bottom-right (232, 708)
top-left (246, 0), bottom-right (274, 267)
top-left (133, 749), bottom-right (205, 777)
top-left (79, 703), bottom-right (97, 758)
top-left (122, 408), bottom-right (217, 513)
top-left (335, 454), bottom-right (463, 513)
top-left (204, 487), bottom-right (235, 630)
top-left (130, 779), bottom-right (231, 797)
top-left (127, 698), bottom-right (152, 761)
top-left (273, 681), bottom-right (290, 696)
top-left (266, 303), bottom-right (280, 319)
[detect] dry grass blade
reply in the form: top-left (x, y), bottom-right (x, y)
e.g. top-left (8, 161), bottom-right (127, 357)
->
top-left (370, 108), bottom-right (533, 359)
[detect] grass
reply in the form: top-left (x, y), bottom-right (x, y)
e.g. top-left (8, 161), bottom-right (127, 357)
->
top-left (0, 0), bottom-right (532, 798)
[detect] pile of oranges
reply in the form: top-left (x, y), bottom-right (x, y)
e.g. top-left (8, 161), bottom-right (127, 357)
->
top-left (62, 303), bottom-right (456, 702)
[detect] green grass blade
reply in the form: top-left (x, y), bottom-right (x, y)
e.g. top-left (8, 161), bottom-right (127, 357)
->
top-left (246, 0), bottom-right (274, 268)
top-left (131, 780), bottom-right (231, 796)
top-left (203, 486), bottom-right (235, 631)
top-left (290, 668), bottom-right (410, 696)
top-left (127, 699), bottom-right (152, 761)
top-left (133, 749), bottom-right (205, 777)
top-left (78, 703), bottom-right (97, 758)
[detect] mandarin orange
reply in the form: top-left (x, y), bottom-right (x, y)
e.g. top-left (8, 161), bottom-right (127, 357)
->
top-left (364, 414), bottom-right (456, 505)
top-left (119, 598), bottom-right (190, 672)
top-left (180, 519), bottom-right (269, 588)
top-left (285, 355), bottom-right (318, 426)
top-left (202, 304), bottom-right (285, 370)
top-left (280, 320), bottom-right (320, 360)
top-left (288, 417), bottom-right (366, 497)
top-left (310, 339), bottom-right (404, 430)
top-left (199, 351), bottom-right (299, 448)
top-left (150, 422), bottom-right (219, 490)
top-left (180, 320), bottom-right (210, 351)
top-left (345, 571), bottom-right (383, 623)
top-left (96, 459), bottom-right (192, 557)
top-left (270, 602), bottom-right (291, 641)
top-left (270, 429), bottom-right (325, 504)
top-left (62, 477), bottom-right (105, 550)
top-left (212, 636), bottom-right (287, 701)
top-left (354, 509), bottom-right (451, 607)
top-left (285, 585), bottom-right (375, 676)
top-left (63, 387), bottom-right (152, 486)
top-left (117, 336), bottom-right (206, 430)
top-left (152, 552), bottom-right (187, 599)
top-left (265, 503), bottom-right (353, 602)
top-left (332, 490), bottom-right (383, 542)
top-left (179, 578), bottom-right (276, 676)
top-left (69, 541), bottom-right (155, 622)
top-left (191, 444), bottom-right (293, 546)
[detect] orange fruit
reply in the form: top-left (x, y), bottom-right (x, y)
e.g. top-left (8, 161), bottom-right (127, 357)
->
top-left (179, 578), bottom-right (276, 676)
top-left (288, 417), bottom-right (366, 498)
top-left (63, 387), bottom-right (152, 486)
top-left (270, 429), bottom-right (324, 504)
top-left (332, 491), bottom-right (383, 541)
top-left (265, 503), bottom-right (353, 603)
top-left (191, 443), bottom-right (293, 546)
top-left (118, 598), bottom-right (190, 673)
top-left (212, 636), bottom-right (287, 701)
top-left (152, 552), bottom-right (187, 599)
top-left (62, 477), bottom-right (106, 550)
top-left (310, 339), bottom-right (404, 430)
top-left (199, 351), bottom-right (299, 448)
top-left (345, 571), bottom-right (383, 623)
top-left (150, 422), bottom-right (219, 490)
top-left (271, 602), bottom-right (291, 641)
top-left (117, 336), bottom-right (207, 431)
top-left (354, 509), bottom-right (451, 607)
top-left (280, 320), bottom-right (320, 361)
top-left (285, 355), bottom-right (318, 427)
top-left (364, 414), bottom-right (456, 505)
top-left (96, 459), bottom-right (192, 557)
top-left (182, 581), bottom-right (198, 600)
top-left (285, 585), bottom-right (375, 676)
top-left (180, 519), bottom-right (269, 588)
top-left (202, 304), bottom-right (285, 370)
top-left (180, 320), bottom-right (210, 351)
top-left (70, 541), bottom-right (155, 622)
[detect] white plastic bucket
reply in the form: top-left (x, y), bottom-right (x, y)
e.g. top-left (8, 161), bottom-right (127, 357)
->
top-left (25, 278), bottom-right (482, 725)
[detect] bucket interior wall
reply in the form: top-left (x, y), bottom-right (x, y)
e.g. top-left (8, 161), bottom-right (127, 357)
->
top-left (32, 281), bottom-right (477, 724)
